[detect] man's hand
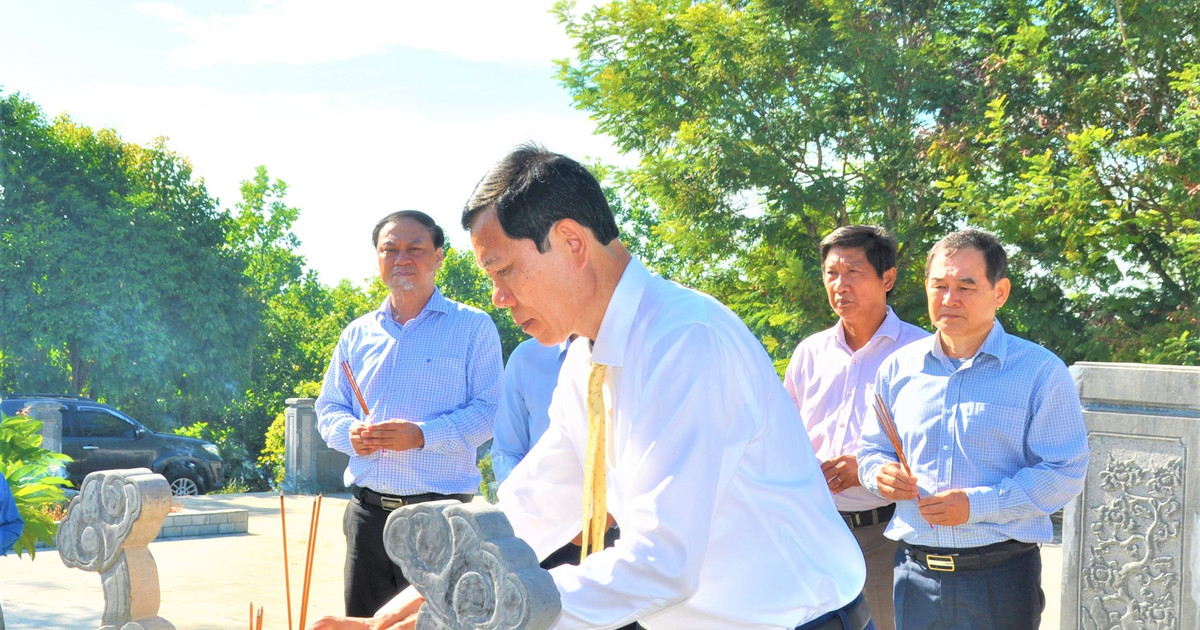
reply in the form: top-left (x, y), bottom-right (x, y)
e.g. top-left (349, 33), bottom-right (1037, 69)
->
top-left (875, 462), bottom-right (919, 501)
top-left (821, 454), bottom-right (861, 494)
top-left (308, 589), bottom-right (425, 630)
top-left (360, 419), bottom-right (426, 452)
top-left (349, 422), bottom-right (379, 456)
top-left (918, 489), bottom-right (970, 526)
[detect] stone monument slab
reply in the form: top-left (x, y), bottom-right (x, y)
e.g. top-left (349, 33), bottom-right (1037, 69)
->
top-left (284, 397), bottom-right (350, 494)
top-left (1063, 362), bottom-right (1200, 630)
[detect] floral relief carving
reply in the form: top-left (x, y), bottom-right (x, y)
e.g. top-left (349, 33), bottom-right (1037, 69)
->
top-left (1080, 454), bottom-right (1182, 630)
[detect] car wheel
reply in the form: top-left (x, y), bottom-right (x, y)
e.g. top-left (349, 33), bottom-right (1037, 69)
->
top-left (165, 466), bottom-right (204, 496)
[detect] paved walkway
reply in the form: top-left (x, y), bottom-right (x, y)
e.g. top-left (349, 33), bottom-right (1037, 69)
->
top-left (0, 492), bottom-right (1065, 629)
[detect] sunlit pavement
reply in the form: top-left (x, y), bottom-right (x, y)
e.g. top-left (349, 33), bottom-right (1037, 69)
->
top-left (0, 492), bottom-right (1064, 629)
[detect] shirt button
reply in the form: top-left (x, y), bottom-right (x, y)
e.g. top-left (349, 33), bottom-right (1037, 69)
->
top-left (943, 445), bottom-right (949, 451)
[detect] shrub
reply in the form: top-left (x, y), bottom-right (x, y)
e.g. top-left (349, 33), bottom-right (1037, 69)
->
top-left (0, 414), bottom-right (72, 558)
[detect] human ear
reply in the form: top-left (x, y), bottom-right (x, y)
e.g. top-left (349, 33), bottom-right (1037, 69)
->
top-left (993, 277), bottom-right (1011, 308)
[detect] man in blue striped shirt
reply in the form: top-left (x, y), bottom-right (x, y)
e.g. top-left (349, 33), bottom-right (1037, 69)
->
top-left (858, 229), bottom-right (1089, 630)
top-left (316, 210), bottom-right (502, 617)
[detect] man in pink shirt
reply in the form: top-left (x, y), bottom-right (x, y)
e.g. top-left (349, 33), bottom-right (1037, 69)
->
top-left (784, 225), bottom-right (928, 630)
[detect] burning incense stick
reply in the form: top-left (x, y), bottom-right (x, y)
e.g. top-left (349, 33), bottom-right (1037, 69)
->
top-left (281, 492), bottom-right (294, 630)
top-left (873, 393), bottom-right (913, 479)
top-left (340, 360), bottom-right (370, 416)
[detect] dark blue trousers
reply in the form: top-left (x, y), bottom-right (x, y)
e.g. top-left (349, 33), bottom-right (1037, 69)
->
top-left (894, 544), bottom-right (1044, 630)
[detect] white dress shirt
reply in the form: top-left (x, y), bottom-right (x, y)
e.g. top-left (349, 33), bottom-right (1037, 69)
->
top-left (497, 258), bottom-right (865, 630)
top-left (490, 337), bottom-right (571, 485)
top-left (783, 308), bottom-right (929, 511)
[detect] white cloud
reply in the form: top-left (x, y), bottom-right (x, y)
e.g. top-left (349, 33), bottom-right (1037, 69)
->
top-left (138, 0), bottom-right (597, 68)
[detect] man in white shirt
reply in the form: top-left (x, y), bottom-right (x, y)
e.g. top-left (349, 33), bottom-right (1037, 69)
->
top-left (313, 144), bottom-right (872, 630)
top-left (784, 225), bottom-right (928, 630)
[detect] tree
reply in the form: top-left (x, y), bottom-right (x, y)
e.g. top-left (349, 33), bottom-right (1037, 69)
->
top-left (0, 92), bottom-right (259, 423)
top-left (928, 1), bottom-right (1200, 362)
top-left (437, 247), bottom-right (525, 360)
top-left (555, 0), bottom-right (1200, 365)
top-left (555, 0), bottom-right (970, 365)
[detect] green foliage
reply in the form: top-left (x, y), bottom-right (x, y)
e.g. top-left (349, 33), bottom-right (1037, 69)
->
top-left (556, 0), bottom-right (1200, 365)
top-left (0, 415), bottom-right (71, 559)
top-left (477, 453), bottom-right (497, 503)
top-left (174, 420), bottom-right (265, 492)
top-left (259, 412), bottom-right (288, 488)
top-left (437, 247), bottom-right (527, 360)
top-left (0, 92), bottom-right (259, 424)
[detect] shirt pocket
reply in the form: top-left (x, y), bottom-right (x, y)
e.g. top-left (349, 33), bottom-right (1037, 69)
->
top-left (407, 356), bottom-right (468, 417)
top-left (958, 402), bottom-right (1028, 470)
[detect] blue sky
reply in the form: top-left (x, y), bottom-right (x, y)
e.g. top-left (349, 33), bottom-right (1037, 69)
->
top-left (1, 1), bottom-right (625, 286)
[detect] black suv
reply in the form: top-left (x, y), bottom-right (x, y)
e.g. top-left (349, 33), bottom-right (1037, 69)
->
top-left (0, 394), bottom-right (223, 496)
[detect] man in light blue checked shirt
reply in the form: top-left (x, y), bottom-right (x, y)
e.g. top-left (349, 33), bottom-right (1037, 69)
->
top-left (316, 210), bottom-right (502, 617)
top-left (858, 229), bottom-right (1089, 630)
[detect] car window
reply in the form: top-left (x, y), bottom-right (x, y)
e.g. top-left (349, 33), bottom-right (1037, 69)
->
top-left (77, 409), bottom-right (136, 438)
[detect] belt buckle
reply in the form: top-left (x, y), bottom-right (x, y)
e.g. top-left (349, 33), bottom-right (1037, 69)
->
top-left (925, 554), bottom-right (956, 572)
top-left (380, 496), bottom-right (405, 511)
top-left (842, 513), bottom-right (856, 529)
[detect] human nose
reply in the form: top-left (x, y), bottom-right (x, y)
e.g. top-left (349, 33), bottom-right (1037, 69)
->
top-left (492, 283), bottom-right (515, 308)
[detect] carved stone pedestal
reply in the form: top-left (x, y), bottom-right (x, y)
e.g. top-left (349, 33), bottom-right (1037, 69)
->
top-left (1063, 362), bottom-right (1200, 630)
top-left (57, 468), bottom-right (176, 630)
top-left (383, 500), bottom-right (561, 630)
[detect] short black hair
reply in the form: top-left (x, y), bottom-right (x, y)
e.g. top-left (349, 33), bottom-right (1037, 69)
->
top-left (372, 210), bottom-right (445, 249)
top-left (819, 225), bottom-right (898, 279)
top-left (461, 142), bottom-right (619, 252)
top-left (926, 229), bottom-right (1007, 285)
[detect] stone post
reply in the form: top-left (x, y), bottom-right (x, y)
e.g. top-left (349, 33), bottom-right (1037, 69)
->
top-left (1062, 362), bottom-right (1200, 630)
top-left (21, 400), bottom-right (63, 454)
top-left (383, 500), bottom-right (560, 630)
top-left (284, 397), bottom-right (350, 494)
top-left (57, 468), bottom-right (175, 630)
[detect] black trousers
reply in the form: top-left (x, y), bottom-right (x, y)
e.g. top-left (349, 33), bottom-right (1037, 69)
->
top-left (342, 493), bottom-right (471, 617)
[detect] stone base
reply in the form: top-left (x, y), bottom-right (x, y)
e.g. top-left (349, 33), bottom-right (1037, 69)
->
top-left (157, 509), bottom-right (249, 539)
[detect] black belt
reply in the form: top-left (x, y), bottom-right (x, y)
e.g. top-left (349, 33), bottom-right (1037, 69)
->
top-left (350, 485), bottom-right (473, 512)
top-left (902, 539), bottom-right (1039, 572)
top-left (793, 593), bottom-right (871, 630)
top-left (839, 504), bottom-right (895, 530)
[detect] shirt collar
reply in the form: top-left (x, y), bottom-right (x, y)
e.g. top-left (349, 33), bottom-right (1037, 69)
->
top-left (930, 318), bottom-right (1008, 368)
top-left (375, 288), bottom-right (449, 323)
top-left (835, 305), bottom-right (903, 350)
top-left (589, 257), bottom-right (649, 368)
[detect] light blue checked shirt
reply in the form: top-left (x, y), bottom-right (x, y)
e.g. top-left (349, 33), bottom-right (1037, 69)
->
top-left (489, 337), bottom-right (571, 486)
top-left (316, 290), bottom-right (502, 496)
top-left (858, 320), bottom-right (1089, 548)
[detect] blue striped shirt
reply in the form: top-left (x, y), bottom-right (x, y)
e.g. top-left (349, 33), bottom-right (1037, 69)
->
top-left (489, 337), bottom-right (571, 486)
top-left (858, 320), bottom-right (1089, 547)
top-left (316, 290), bottom-right (502, 495)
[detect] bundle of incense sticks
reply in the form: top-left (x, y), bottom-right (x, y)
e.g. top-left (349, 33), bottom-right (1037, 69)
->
top-left (340, 360), bottom-right (371, 416)
top-left (247, 603), bottom-right (263, 630)
top-left (298, 494), bottom-right (323, 630)
top-left (873, 393), bottom-right (913, 479)
top-left (281, 492), bottom-right (323, 630)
